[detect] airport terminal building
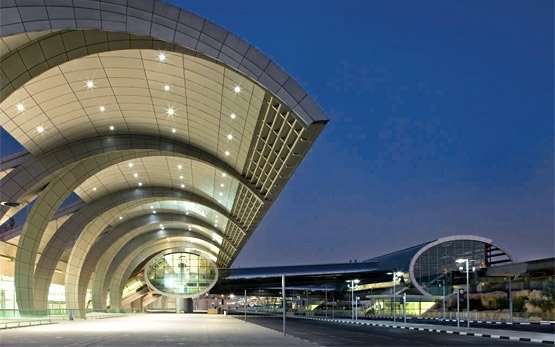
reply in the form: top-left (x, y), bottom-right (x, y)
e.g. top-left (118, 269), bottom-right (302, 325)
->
top-left (0, 1), bottom-right (553, 321)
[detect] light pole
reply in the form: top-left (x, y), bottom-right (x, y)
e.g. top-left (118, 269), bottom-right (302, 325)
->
top-left (387, 271), bottom-right (404, 323)
top-left (346, 279), bottom-right (360, 320)
top-left (456, 259), bottom-right (475, 329)
top-left (438, 279), bottom-right (445, 320)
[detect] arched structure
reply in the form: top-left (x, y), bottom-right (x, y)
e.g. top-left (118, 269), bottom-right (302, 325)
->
top-left (0, 0), bottom-right (327, 316)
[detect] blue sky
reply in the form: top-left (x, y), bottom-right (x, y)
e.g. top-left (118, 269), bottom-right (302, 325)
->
top-left (167, 0), bottom-right (553, 266)
top-left (1, 0), bottom-right (553, 266)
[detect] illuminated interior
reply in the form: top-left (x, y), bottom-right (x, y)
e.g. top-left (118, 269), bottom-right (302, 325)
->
top-left (145, 252), bottom-right (218, 298)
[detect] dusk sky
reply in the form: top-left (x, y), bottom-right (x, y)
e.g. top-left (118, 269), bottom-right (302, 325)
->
top-left (1, 1), bottom-right (553, 267)
top-left (171, 0), bottom-right (554, 267)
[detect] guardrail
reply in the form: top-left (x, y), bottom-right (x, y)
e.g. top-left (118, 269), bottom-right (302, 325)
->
top-left (1, 319), bottom-right (54, 329)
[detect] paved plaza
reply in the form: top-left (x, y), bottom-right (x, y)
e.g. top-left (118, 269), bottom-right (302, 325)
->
top-left (0, 314), bottom-right (317, 347)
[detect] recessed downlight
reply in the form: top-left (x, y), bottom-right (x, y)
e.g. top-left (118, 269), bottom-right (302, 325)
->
top-left (226, 134), bottom-right (233, 140)
top-left (99, 106), bottom-right (105, 112)
top-left (230, 113), bottom-right (236, 119)
top-left (138, 182), bottom-right (143, 187)
top-left (92, 187), bottom-right (97, 191)
top-left (133, 173), bottom-right (138, 178)
top-left (16, 103), bottom-right (25, 112)
top-left (85, 80), bottom-right (95, 89)
top-left (221, 172), bottom-right (227, 177)
top-left (171, 128), bottom-right (176, 133)
top-left (164, 85), bottom-right (170, 91)
top-left (109, 125), bottom-right (115, 131)
top-left (224, 151), bottom-right (230, 156)
top-left (166, 107), bottom-right (175, 116)
top-left (180, 184), bottom-right (185, 188)
top-left (36, 126), bottom-right (44, 133)
top-left (158, 52), bottom-right (167, 62)
top-left (128, 163), bottom-right (134, 168)
top-left (177, 164), bottom-right (183, 170)
top-left (233, 85), bottom-right (241, 93)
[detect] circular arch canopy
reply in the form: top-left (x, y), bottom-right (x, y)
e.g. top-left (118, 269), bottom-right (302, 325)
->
top-left (0, 0), bottom-right (328, 315)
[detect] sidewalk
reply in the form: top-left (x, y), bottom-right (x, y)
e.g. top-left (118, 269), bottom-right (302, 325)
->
top-left (297, 316), bottom-right (555, 345)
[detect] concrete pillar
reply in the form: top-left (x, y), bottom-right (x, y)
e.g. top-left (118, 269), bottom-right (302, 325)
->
top-left (183, 298), bottom-right (193, 313)
top-left (176, 298), bottom-right (186, 313)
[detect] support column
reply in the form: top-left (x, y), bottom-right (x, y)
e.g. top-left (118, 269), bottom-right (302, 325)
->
top-left (183, 298), bottom-right (193, 313)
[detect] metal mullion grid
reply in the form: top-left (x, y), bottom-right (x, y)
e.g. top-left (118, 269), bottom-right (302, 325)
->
top-left (243, 201), bottom-right (262, 230)
top-left (264, 117), bottom-right (304, 198)
top-left (240, 197), bottom-right (261, 229)
top-left (260, 110), bottom-right (298, 196)
top-left (245, 96), bottom-right (276, 185)
top-left (235, 187), bottom-right (260, 229)
top-left (232, 186), bottom-right (248, 225)
top-left (237, 192), bottom-right (261, 230)
top-left (256, 104), bottom-right (284, 194)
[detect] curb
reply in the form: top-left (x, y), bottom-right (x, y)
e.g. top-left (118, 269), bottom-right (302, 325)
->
top-left (296, 316), bottom-right (555, 345)
top-left (365, 316), bottom-right (555, 326)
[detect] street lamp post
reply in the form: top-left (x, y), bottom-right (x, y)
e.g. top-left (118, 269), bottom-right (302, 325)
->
top-left (438, 280), bottom-right (445, 320)
top-left (387, 271), bottom-right (404, 323)
top-left (456, 259), bottom-right (475, 329)
top-left (346, 279), bottom-right (360, 320)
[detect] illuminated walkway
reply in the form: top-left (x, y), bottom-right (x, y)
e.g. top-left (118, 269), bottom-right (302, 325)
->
top-left (0, 314), bottom-right (317, 347)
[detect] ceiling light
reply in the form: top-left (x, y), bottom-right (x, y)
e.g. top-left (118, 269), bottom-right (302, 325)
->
top-left (186, 211), bottom-right (189, 215)
top-left (221, 172), bottom-right (227, 177)
top-left (219, 192), bottom-right (223, 196)
top-left (119, 216), bottom-right (123, 220)
top-left (171, 128), bottom-right (176, 133)
top-left (16, 103), bottom-right (25, 112)
top-left (133, 173), bottom-right (138, 178)
top-left (188, 226), bottom-right (191, 231)
top-left (153, 210), bottom-right (156, 214)
top-left (177, 164), bottom-right (183, 170)
top-left (224, 151), bottom-right (230, 156)
top-left (36, 126), bottom-right (44, 133)
top-left (180, 184), bottom-right (185, 188)
top-left (164, 85), bottom-right (170, 91)
top-left (217, 200), bottom-right (222, 203)
top-left (159, 224), bottom-right (164, 229)
top-left (109, 125), bottom-right (115, 131)
top-left (226, 134), bottom-right (233, 140)
top-left (166, 107), bottom-right (175, 116)
top-left (93, 187), bottom-right (97, 191)
top-left (85, 80), bottom-right (95, 89)
top-left (158, 52), bottom-right (167, 62)
top-left (233, 85), bottom-right (241, 93)
top-left (179, 175), bottom-right (183, 180)
top-left (138, 182), bottom-right (143, 186)
top-left (150, 206), bottom-right (154, 209)
top-left (220, 183), bottom-right (224, 187)
top-left (230, 113), bottom-right (236, 119)
top-left (128, 163), bottom-right (134, 168)
top-left (99, 106), bottom-right (105, 112)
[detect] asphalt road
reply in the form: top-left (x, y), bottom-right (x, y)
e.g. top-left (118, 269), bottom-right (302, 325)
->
top-left (240, 315), bottom-right (546, 346)
top-left (351, 316), bottom-right (555, 334)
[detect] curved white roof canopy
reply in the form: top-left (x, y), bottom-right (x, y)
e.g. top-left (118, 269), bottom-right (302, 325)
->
top-left (0, 0), bottom-right (328, 314)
